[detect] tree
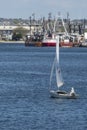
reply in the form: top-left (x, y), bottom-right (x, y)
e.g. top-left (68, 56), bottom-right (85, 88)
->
top-left (12, 27), bottom-right (28, 40)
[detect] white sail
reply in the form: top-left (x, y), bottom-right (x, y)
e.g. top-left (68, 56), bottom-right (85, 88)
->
top-left (56, 36), bottom-right (64, 88)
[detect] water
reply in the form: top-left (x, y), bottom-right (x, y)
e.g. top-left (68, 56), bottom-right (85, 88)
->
top-left (0, 43), bottom-right (87, 130)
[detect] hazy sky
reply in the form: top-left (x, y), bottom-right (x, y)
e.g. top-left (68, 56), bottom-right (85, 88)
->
top-left (0, 0), bottom-right (87, 19)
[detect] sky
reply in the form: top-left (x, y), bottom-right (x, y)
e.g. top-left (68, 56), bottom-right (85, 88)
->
top-left (0, 0), bottom-right (87, 20)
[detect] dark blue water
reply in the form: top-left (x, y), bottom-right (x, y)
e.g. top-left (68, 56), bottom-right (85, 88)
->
top-left (0, 43), bottom-right (87, 130)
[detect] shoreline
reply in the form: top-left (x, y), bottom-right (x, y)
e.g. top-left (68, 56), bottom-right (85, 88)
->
top-left (0, 40), bottom-right (25, 44)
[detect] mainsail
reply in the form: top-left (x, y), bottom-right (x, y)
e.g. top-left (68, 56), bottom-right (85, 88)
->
top-left (50, 36), bottom-right (64, 89)
top-left (56, 36), bottom-right (64, 88)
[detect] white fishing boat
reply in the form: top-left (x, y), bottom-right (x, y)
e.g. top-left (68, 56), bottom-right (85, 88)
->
top-left (50, 36), bottom-right (78, 99)
top-left (79, 39), bottom-right (87, 47)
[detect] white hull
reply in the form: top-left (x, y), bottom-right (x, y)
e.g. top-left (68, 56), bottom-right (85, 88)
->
top-left (81, 42), bottom-right (87, 47)
top-left (42, 39), bottom-right (56, 43)
top-left (50, 90), bottom-right (78, 99)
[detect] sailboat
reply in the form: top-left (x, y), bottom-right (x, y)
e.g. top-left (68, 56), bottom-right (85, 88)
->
top-left (50, 36), bottom-right (78, 99)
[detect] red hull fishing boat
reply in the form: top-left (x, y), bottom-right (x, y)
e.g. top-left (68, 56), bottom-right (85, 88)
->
top-left (60, 37), bottom-right (73, 47)
top-left (42, 38), bottom-right (56, 46)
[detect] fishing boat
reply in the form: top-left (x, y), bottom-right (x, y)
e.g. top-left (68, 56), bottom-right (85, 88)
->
top-left (42, 18), bottom-right (57, 47)
top-left (25, 34), bottom-right (43, 46)
top-left (50, 36), bottom-right (78, 99)
top-left (79, 39), bottom-right (87, 47)
top-left (60, 36), bottom-right (73, 47)
top-left (42, 33), bottom-right (56, 46)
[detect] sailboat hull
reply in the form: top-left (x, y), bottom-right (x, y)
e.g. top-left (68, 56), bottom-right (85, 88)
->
top-left (50, 90), bottom-right (78, 99)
